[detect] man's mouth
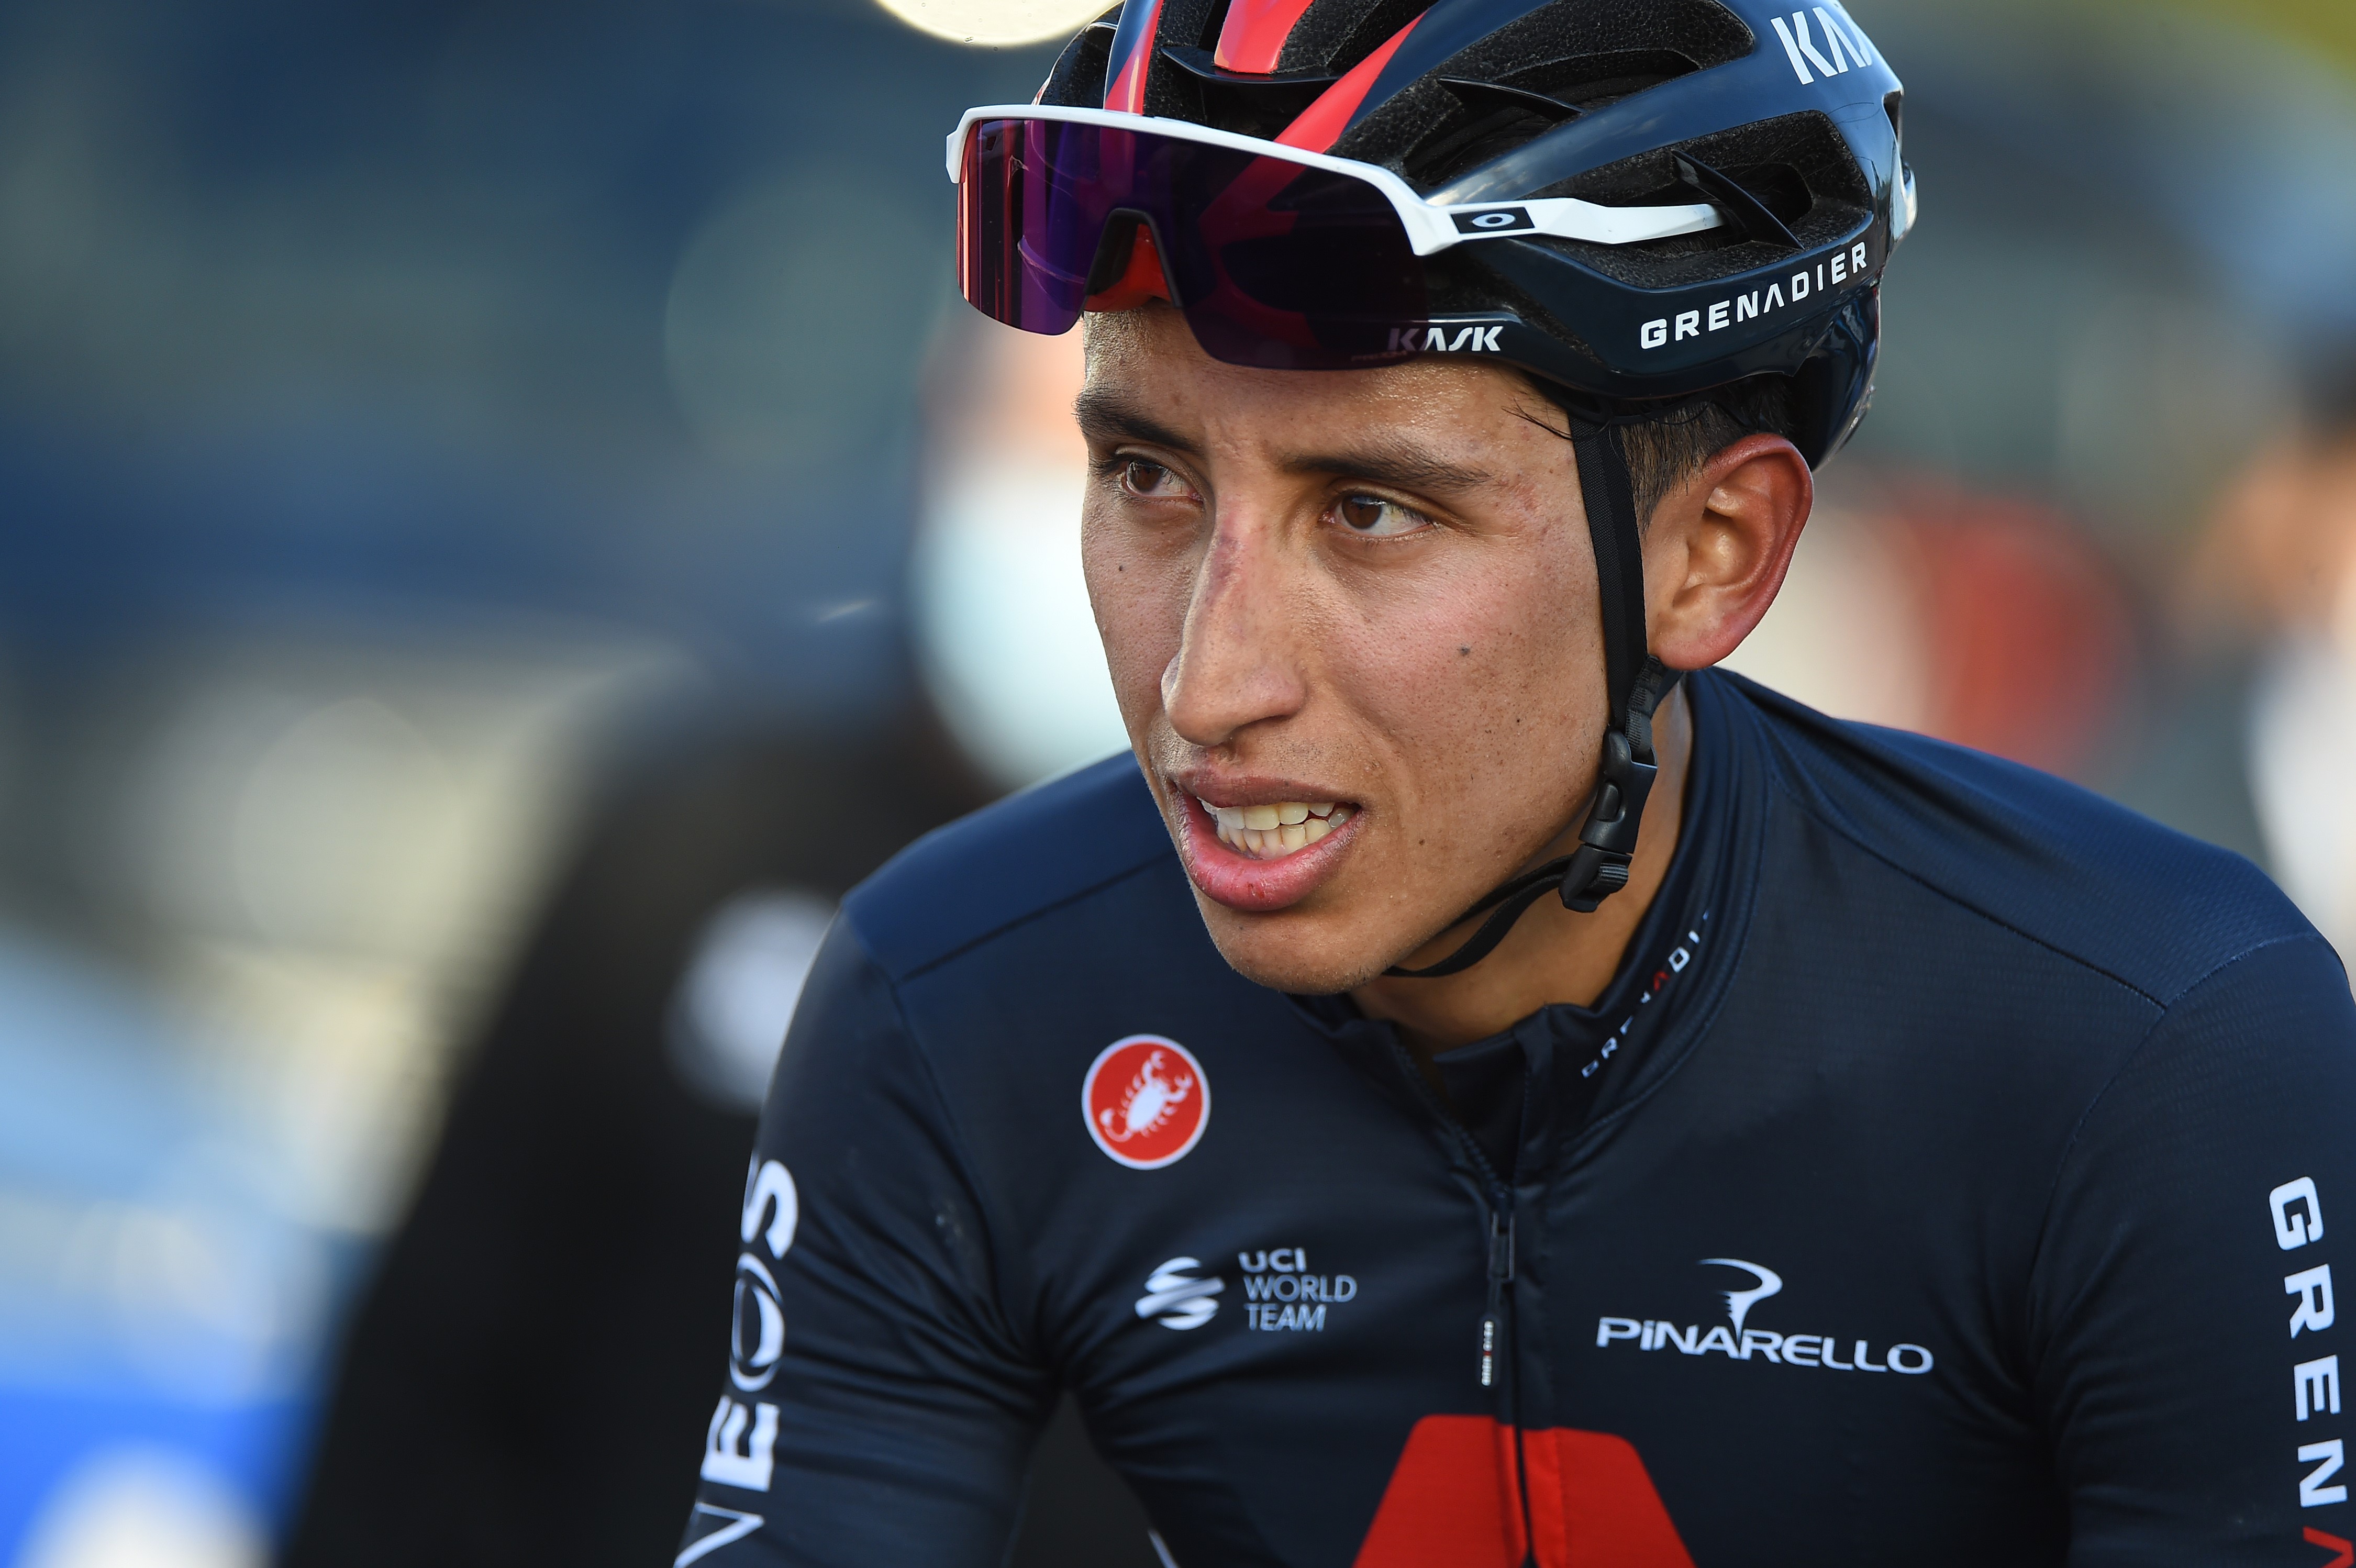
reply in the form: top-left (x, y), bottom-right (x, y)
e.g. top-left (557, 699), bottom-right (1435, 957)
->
top-left (1172, 783), bottom-right (1364, 912)
top-left (1199, 798), bottom-right (1357, 860)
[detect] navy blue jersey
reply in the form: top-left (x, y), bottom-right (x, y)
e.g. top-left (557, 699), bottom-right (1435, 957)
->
top-left (680, 671), bottom-right (2356, 1567)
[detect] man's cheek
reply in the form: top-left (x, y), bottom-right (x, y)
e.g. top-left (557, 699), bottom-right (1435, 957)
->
top-left (1082, 553), bottom-right (1182, 718)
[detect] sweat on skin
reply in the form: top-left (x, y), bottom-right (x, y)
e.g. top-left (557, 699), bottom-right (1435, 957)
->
top-left (1072, 303), bottom-right (1813, 1052)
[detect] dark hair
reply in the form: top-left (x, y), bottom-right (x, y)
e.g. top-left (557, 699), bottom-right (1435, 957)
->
top-left (1610, 374), bottom-right (1801, 526)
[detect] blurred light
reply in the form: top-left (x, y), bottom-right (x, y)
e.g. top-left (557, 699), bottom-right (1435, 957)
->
top-left (664, 174), bottom-right (940, 469)
top-left (2250, 637), bottom-right (2356, 958)
top-left (229, 698), bottom-right (455, 955)
top-left (2054, 290), bottom-right (2292, 533)
top-left (2229, 433), bottom-right (2356, 959)
top-left (101, 631), bottom-right (692, 1233)
top-left (910, 321), bottom-right (1130, 789)
top-left (14, 1447), bottom-right (264, 1568)
top-left (868, 0), bottom-right (1108, 47)
top-left (665, 889), bottom-right (837, 1113)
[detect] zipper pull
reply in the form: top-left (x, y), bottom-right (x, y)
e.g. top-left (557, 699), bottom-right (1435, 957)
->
top-left (1478, 1201), bottom-right (1514, 1388)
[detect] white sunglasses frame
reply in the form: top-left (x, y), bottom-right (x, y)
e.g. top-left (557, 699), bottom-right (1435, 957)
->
top-left (947, 103), bottom-right (1726, 258)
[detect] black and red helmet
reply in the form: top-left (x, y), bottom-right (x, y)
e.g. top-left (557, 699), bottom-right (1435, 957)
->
top-left (1029, 0), bottom-right (1909, 466)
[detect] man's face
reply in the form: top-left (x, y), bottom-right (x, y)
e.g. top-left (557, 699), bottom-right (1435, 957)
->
top-left (1079, 306), bottom-right (1612, 993)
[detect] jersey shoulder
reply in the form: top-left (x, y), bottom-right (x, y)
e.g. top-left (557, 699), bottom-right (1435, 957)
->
top-left (841, 753), bottom-right (1176, 984)
top-left (1709, 669), bottom-right (2322, 1005)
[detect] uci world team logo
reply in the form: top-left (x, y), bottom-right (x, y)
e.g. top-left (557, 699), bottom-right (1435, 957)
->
top-left (1084, 1035), bottom-right (1209, 1170)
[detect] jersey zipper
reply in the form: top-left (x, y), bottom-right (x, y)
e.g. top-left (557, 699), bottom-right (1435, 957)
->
top-left (1385, 1038), bottom-right (1538, 1561)
top-left (1480, 1187), bottom-right (1515, 1389)
top-left (1385, 1038), bottom-right (1518, 1386)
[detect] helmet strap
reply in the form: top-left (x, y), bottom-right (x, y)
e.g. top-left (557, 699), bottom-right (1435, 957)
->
top-left (1385, 415), bottom-right (1682, 980)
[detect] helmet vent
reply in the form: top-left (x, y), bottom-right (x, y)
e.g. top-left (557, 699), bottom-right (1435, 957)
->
top-left (1524, 110), bottom-right (1870, 289)
top-left (1156, 46), bottom-right (1341, 140)
top-left (1504, 47), bottom-right (1704, 111)
top-left (1399, 48), bottom-right (1703, 186)
top-left (1276, 0), bottom-right (1429, 75)
top-left (1401, 81), bottom-right (1580, 188)
top-left (1041, 15), bottom-right (1119, 108)
top-left (1329, 0), bottom-right (1749, 175)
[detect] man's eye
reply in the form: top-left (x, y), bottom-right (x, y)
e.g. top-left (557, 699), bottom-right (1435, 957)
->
top-left (1335, 494), bottom-right (1427, 538)
top-left (1121, 460), bottom-right (1189, 498)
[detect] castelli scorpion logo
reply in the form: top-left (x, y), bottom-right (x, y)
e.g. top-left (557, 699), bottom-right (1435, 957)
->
top-left (1083, 1035), bottom-right (1210, 1170)
top-left (1102, 1052), bottom-right (1193, 1143)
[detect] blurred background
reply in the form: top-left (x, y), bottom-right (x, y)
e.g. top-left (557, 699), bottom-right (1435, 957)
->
top-left (0, 0), bottom-right (2350, 1563)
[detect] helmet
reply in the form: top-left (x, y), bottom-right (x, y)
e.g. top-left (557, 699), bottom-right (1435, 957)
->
top-left (1040, 0), bottom-right (1912, 469)
top-left (972, 0), bottom-right (1910, 972)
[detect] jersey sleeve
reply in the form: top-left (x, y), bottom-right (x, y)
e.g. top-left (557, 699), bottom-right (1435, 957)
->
top-left (2029, 932), bottom-right (2356, 1565)
top-left (678, 920), bottom-right (1051, 1567)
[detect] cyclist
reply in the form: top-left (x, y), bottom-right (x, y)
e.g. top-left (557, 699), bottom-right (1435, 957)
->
top-left (680, 0), bottom-right (2356, 1561)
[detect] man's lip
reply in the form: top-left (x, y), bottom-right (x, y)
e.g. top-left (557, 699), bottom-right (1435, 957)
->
top-left (1168, 770), bottom-right (1358, 810)
top-left (1171, 790), bottom-right (1362, 912)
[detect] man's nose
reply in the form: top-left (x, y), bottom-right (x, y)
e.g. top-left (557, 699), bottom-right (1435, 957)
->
top-left (1160, 510), bottom-right (1309, 749)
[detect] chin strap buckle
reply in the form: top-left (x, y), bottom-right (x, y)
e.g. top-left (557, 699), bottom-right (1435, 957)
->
top-left (1380, 664), bottom-right (1678, 980)
top-left (1558, 727), bottom-right (1658, 914)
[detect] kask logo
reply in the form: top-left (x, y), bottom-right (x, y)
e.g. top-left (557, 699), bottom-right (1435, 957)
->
top-left (1769, 5), bottom-right (1874, 85)
top-left (1136, 1256), bottom-right (1223, 1329)
top-left (1084, 1035), bottom-right (1209, 1169)
top-left (1386, 323), bottom-right (1506, 354)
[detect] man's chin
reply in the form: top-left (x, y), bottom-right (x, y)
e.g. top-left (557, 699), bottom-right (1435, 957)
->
top-left (1192, 899), bottom-right (1403, 996)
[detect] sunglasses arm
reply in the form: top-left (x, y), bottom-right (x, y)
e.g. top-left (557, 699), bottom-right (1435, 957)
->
top-left (944, 108), bottom-right (1725, 254)
top-left (1399, 196), bottom-right (1724, 255)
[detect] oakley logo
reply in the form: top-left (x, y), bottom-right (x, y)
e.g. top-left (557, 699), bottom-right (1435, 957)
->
top-left (1388, 324), bottom-right (1506, 354)
top-left (1450, 208), bottom-right (1534, 235)
top-left (1771, 7), bottom-right (1874, 85)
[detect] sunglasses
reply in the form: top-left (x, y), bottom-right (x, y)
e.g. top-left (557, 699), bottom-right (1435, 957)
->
top-left (947, 104), bottom-right (1725, 372)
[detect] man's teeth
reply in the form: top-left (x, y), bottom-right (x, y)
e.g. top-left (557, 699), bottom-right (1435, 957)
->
top-left (1204, 799), bottom-right (1354, 859)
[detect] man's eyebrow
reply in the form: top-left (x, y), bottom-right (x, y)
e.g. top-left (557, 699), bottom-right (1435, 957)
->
top-left (1279, 441), bottom-right (1494, 495)
top-left (1073, 387), bottom-right (1198, 455)
top-left (1076, 388), bottom-right (1494, 495)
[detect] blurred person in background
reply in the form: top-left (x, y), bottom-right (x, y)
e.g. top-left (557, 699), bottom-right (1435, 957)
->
top-left (673, 0), bottom-right (2356, 1563)
top-left (282, 714), bottom-right (986, 1568)
top-left (283, 231), bottom-right (1161, 1568)
top-left (1722, 475), bottom-right (2135, 781)
top-left (2188, 355), bottom-right (2356, 963)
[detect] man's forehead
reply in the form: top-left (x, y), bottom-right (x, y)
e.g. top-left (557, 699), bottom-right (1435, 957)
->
top-left (1077, 307), bottom-right (1551, 455)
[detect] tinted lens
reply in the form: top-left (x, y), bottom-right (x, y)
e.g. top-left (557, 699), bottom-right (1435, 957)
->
top-left (958, 118), bottom-right (1096, 335)
top-left (957, 117), bottom-right (1428, 368)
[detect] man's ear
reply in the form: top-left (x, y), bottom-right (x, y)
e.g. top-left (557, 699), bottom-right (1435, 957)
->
top-left (1642, 433), bottom-right (1813, 672)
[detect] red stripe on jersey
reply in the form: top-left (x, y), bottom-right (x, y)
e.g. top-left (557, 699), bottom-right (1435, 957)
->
top-left (1352, 1416), bottom-right (1695, 1568)
top-left (1213, 0), bottom-right (1319, 73)
top-left (1274, 14), bottom-right (1420, 152)
top-left (1103, 0), bottom-right (1167, 114)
